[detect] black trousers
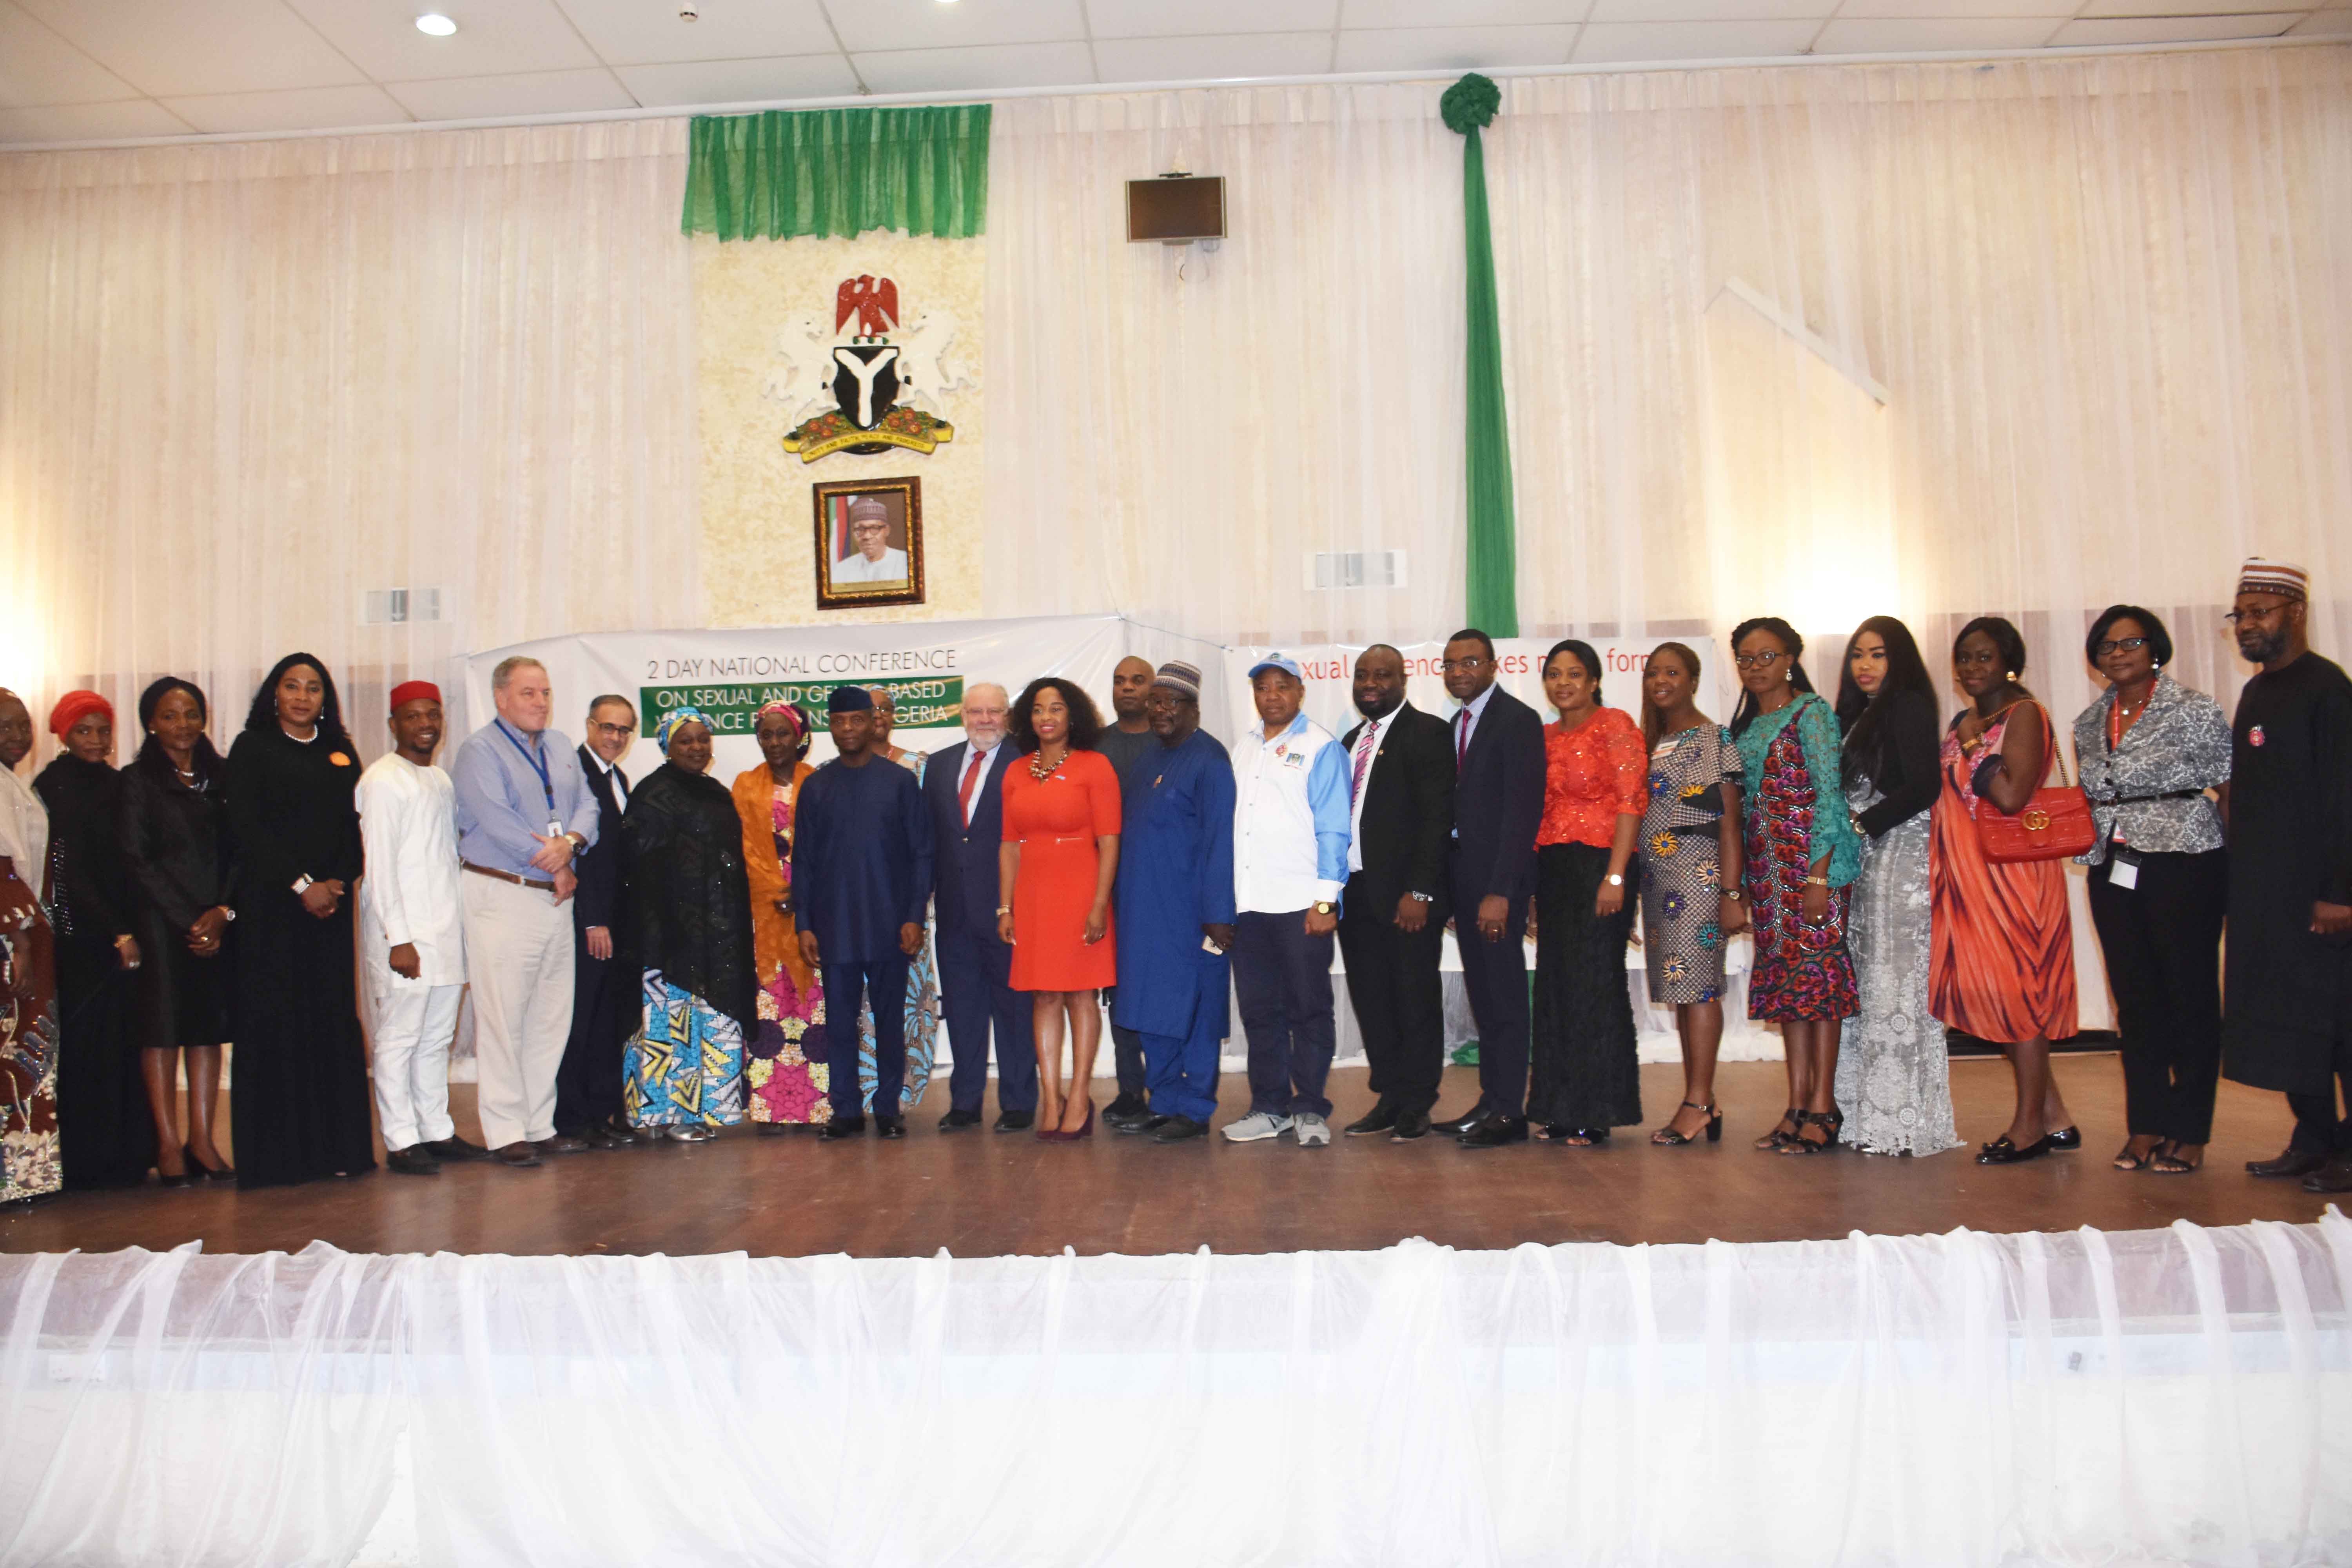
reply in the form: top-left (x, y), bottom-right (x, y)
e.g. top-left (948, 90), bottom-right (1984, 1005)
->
top-left (1232, 910), bottom-right (1338, 1118)
top-left (937, 922), bottom-right (1038, 1114)
top-left (2087, 848), bottom-right (2226, 1144)
top-left (1338, 875), bottom-right (1445, 1115)
top-left (1528, 843), bottom-right (1641, 1131)
top-left (553, 938), bottom-right (626, 1136)
top-left (2282, 962), bottom-right (2352, 1158)
top-left (1106, 1013), bottom-right (1147, 1095)
top-left (1451, 866), bottom-right (1532, 1118)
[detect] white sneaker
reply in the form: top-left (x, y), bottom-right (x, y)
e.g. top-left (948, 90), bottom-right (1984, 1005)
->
top-left (1222, 1111), bottom-right (1294, 1143)
top-left (1294, 1113), bottom-right (1331, 1147)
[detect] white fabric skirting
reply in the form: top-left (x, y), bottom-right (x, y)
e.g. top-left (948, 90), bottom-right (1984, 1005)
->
top-left (4, 1219), bottom-right (2349, 1568)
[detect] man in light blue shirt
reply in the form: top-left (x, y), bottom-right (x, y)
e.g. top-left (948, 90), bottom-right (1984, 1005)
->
top-left (449, 655), bottom-right (600, 1166)
top-left (1222, 653), bottom-right (1353, 1147)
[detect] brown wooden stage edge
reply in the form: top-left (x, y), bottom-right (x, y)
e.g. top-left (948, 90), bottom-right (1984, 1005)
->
top-left (0, 1056), bottom-right (2333, 1260)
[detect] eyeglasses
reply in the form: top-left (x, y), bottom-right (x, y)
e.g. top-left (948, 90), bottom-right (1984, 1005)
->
top-left (1732, 651), bottom-right (1784, 670)
top-left (2092, 637), bottom-right (2149, 657)
top-left (1438, 657), bottom-right (1490, 673)
top-left (592, 721), bottom-right (636, 737)
top-left (2223, 605), bottom-right (2290, 626)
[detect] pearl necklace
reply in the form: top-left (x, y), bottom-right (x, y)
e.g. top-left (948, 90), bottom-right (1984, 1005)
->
top-left (1029, 748), bottom-right (1069, 782)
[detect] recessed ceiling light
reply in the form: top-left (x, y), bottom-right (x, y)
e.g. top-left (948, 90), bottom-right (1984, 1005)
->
top-left (415, 13), bottom-right (457, 36)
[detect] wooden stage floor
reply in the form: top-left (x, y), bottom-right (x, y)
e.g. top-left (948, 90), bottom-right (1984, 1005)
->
top-left (1, 1055), bottom-right (2335, 1259)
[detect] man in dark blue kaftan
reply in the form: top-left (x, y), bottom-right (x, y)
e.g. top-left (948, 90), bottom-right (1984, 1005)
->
top-left (790, 685), bottom-right (934, 1138)
top-left (1109, 662), bottom-right (1237, 1143)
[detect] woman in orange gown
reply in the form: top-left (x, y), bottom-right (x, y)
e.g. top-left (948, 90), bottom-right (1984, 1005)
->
top-left (998, 678), bottom-right (1122, 1140)
top-left (1929, 617), bottom-right (2080, 1165)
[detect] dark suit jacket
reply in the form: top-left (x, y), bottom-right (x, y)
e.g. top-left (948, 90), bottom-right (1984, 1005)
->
top-left (1449, 685), bottom-right (1546, 903)
top-left (924, 739), bottom-right (1013, 944)
top-left (1338, 703), bottom-right (1455, 922)
top-left (574, 746), bottom-right (628, 936)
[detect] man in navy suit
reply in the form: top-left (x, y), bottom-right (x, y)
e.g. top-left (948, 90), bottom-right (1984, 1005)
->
top-left (1433, 629), bottom-right (1546, 1147)
top-left (924, 682), bottom-right (1038, 1131)
top-left (554, 694), bottom-right (639, 1151)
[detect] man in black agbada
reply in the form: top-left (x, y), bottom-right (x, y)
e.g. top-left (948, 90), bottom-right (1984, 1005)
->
top-left (2221, 558), bottom-right (2352, 1191)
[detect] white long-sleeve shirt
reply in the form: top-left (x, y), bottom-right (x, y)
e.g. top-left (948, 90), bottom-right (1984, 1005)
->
top-left (1232, 711), bottom-right (1352, 914)
top-left (357, 753), bottom-right (465, 986)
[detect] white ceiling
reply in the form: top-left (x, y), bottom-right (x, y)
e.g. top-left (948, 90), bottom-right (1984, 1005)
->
top-left (0, 0), bottom-right (2343, 145)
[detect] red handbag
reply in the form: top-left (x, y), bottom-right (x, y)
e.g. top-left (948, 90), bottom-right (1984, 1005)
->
top-left (1972, 702), bottom-right (2095, 864)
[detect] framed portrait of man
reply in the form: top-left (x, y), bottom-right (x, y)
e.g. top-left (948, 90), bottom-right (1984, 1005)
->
top-left (812, 477), bottom-right (925, 610)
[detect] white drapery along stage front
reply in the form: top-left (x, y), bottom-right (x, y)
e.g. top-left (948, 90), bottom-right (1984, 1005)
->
top-left (3, 1217), bottom-right (2348, 1568)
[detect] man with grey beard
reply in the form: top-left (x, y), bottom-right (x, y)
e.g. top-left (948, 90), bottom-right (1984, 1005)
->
top-left (924, 682), bottom-right (1037, 1131)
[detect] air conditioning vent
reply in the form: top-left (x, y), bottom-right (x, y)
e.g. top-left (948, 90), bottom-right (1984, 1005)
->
top-left (363, 587), bottom-right (446, 625)
top-left (1307, 550), bottom-right (1405, 591)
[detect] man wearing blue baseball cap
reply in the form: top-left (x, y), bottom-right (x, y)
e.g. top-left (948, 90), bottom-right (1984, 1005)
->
top-left (1221, 653), bottom-right (1352, 1147)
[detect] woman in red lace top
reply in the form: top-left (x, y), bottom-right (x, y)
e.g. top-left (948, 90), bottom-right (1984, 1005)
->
top-left (1528, 640), bottom-right (1648, 1143)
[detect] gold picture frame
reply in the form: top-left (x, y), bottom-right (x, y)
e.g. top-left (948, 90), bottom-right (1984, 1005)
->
top-left (812, 477), bottom-right (926, 610)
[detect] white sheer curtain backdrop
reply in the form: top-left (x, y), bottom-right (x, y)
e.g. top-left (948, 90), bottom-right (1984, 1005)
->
top-left (0, 119), bottom-right (699, 760)
top-left (4, 1218), bottom-right (2349, 1568)
top-left (987, 48), bottom-right (2352, 717)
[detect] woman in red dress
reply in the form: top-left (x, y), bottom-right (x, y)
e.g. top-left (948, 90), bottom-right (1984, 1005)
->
top-left (998, 678), bottom-right (1122, 1140)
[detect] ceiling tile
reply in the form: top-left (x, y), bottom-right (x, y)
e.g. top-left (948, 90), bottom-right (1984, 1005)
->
top-left (1094, 30), bottom-right (1335, 79)
top-left (1588, 0), bottom-right (1831, 22)
top-left (0, 2), bottom-right (142, 108)
top-left (16, 0), bottom-right (365, 97)
top-left (826, 0), bottom-right (1087, 54)
top-left (1813, 16), bottom-right (2060, 49)
top-left (1091, 0), bottom-right (1339, 35)
top-left (160, 83), bottom-right (413, 134)
top-left (851, 39), bottom-right (1096, 92)
top-left (551, 0), bottom-right (838, 66)
top-left (2046, 11), bottom-right (2299, 39)
top-left (1343, 0), bottom-right (1585, 22)
top-left (1570, 18), bottom-right (1820, 57)
top-left (0, 98), bottom-right (194, 143)
top-left (612, 54), bottom-right (860, 104)
top-left (385, 68), bottom-right (636, 120)
top-left (2287, 7), bottom-right (2352, 27)
top-left (282, 0), bottom-right (600, 82)
top-left (1334, 23), bottom-right (1575, 68)
top-left (2077, 0), bottom-right (2314, 14)
top-left (1835, 0), bottom-right (2076, 18)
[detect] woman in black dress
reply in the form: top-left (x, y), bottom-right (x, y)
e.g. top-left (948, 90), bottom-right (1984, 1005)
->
top-left (118, 678), bottom-right (237, 1186)
top-left (32, 691), bottom-right (152, 1188)
top-left (224, 654), bottom-right (375, 1187)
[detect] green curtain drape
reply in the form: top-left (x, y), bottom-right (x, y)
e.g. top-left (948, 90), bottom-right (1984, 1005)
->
top-left (682, 104), bottom-right (992, 241)
top-left (1441, 74), bottom-right (1518, 639)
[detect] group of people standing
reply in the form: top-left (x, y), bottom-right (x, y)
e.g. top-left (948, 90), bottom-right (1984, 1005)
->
top-left (1, 552), bottom-right (2345, 1200)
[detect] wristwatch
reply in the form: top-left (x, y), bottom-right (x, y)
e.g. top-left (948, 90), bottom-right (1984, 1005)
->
top-left (292, 874), bottom-right (314, 895)
top-left (1605, 873), bottom-right (1624, 887)
top-left (563, 831), bottom-right (587, 853)
top-left (1409, 891), bottom-right (1434, 902)
top-left (1312, 900), bottom-right (1336, 916)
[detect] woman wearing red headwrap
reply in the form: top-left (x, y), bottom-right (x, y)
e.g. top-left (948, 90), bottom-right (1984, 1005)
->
top-left (32, 691), bottom-right (154, 1187)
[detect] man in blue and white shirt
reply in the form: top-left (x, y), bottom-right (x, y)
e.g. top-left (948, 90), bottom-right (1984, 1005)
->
top-left (1224, 653), bottom-right (1353, 1147)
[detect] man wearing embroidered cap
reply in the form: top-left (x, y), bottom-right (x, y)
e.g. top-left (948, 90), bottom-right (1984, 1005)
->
top-left (357, 681), bottom-right (479, 1174)
top-left (2220, 558), bottom-right (2352, 1191)
top-left (1111, 661), bottom-right (1238, 1143)
top-left (791, 683), bottom-right (934, 1140)
top-left (834, 495), bottom-right (910, 586)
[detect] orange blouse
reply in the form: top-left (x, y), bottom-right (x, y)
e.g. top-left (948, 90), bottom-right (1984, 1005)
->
top-left (1537, 706), bottom-right (1648, 849)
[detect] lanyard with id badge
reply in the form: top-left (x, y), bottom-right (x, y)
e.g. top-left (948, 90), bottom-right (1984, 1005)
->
top-left (497, 720), bottom-right (565, 839)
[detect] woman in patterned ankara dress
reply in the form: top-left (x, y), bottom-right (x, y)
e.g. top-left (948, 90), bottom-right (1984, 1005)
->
top-left (1635, 643), bottom-right (1747, 1147)
top-left (0, 688), bottom-right (62, 1205)
top-left (1832, 617), bottom-right (1962, 1158)
top-left (861, 687), bottom-right (939, 1116)
top-left (1933, 617), bottom-right (2080, 1166)
top-left (622, 709), bottom-right (757, 1141)
top-left (734, 701), bottom-right (830, 1127)
top-left (1527, 640), bottom-right (1649, 1145)
top-left (1729, 619), bottom-right (1862, 1155)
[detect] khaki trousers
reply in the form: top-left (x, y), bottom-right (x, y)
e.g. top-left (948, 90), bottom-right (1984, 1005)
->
top-left (461, 873), bottom-right (575, 1149)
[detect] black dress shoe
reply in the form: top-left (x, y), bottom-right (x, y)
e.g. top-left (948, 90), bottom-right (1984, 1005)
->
top-left (386, 1145), bottom-right (442, 1176)
top-left (426, 1135), bottom-right (492, 1162)
top-left (875, 1117), bottom-right (906, 1140)
top-left (2249, 1146), bottom-right (2330, 1179)
top-left (1432, 1105), bottom-right (1490, 1137)
top-left (2302, 1160), bottom-right (2352, 1194)
top-left (820, 1117), bottom-right (867, 1142)
top-left (1459, 1116), bottom-right (1528, 1148)
top-left (1976, 1133), bottom-right (2056, 1165)
top-left (994, 1108), bottom-right (1035, 1132)
top-left (2046, 1125), bottom-right (2081, 1151)
top-left (493, 1142), bottom-right (544, 1168)
top-left (600, 1117), bottom-right (642, 1145)
top-left (938, 1108), bottom-right (983, 1132)
top-left (1114, 1112), bottom-right (1167, 1136)
top-left (1344, 1104), bottom-right (1399, 1137)
top-left (585, 1123), bottom-right (632, 1151)
top-left (1104, 1091), bottom-right (1147, 1121)
top-left (538, 1134), bottom-right (590, 1156)
top-left (1151, 1115), bottom-right (1208, 1142)
top-left (1390, 1109), bottom-right (1432, 1142)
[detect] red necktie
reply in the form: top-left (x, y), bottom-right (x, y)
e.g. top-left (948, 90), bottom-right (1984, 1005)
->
top-left (958, 748), bottom-right (985, 825)
top-left (1351, 724), bottom-right (1376, 803)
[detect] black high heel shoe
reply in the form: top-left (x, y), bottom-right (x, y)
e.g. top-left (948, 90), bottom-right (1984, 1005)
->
top-left (1651, 1102), bottom-right (1722, 1146)
top-left (1755, 1107), bottom-right (1802, 1151)
top-left (1777, 1108), bottom-right (1843, 1155)
top-left (184, 1143), bottom-right (234, 1181)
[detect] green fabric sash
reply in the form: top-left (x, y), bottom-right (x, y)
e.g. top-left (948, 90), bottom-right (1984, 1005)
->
top-left (682, 105), bottom-right (992, 241)
top-left (1441, 74), bottom-right (1519, 639)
